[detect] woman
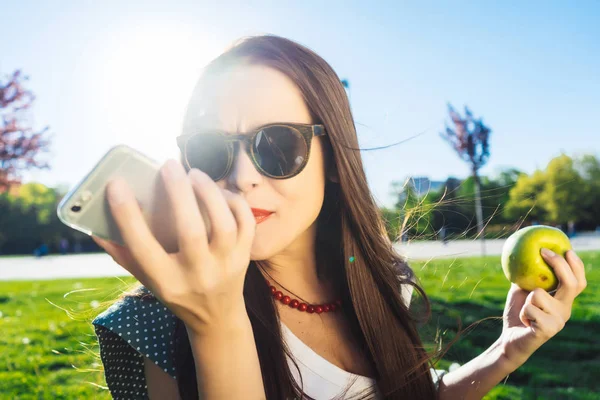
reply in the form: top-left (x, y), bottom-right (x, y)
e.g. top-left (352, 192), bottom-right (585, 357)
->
top-left (92, 35), bottom-right (587, 399)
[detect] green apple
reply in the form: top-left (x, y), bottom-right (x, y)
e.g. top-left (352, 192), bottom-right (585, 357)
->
top-left (501, 225), bottom-right (572, 292)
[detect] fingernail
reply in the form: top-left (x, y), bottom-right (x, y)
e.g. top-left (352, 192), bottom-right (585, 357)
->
top-left (163, 159), bottom-right (185, 180)
top-left (107, 179), bottom-right (130, 204)
top-left (541, 248), bottom-right (555, 257)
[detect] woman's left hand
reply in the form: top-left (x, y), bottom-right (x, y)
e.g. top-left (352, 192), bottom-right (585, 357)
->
top-left (500, 249), bottom-right (587, 367)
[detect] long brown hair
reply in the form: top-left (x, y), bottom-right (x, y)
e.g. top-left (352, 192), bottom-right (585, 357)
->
top-left (133, 35), bottom-right (447, 399)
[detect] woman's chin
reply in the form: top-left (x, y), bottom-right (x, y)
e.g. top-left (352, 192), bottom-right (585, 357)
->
top-left (249, 245), bottom-right (274, 261)
top-left (249, 233), bottom-right (283, 261)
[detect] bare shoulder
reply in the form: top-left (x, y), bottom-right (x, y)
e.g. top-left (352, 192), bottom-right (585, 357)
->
top-left (144, 356), bottom-right (182, 400)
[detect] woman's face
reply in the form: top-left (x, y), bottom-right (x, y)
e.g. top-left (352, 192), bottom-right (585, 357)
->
top-left (187, 64), bottom-right (329, 260)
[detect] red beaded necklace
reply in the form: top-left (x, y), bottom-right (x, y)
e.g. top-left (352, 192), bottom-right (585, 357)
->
top-left (266, 279), bottom-right (342, 314)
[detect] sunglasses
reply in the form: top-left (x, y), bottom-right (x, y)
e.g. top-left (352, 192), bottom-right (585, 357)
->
top-left (176, 123), bottom-right (327, 181)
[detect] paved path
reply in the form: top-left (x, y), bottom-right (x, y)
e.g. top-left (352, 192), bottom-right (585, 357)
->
top-left (395, 232), bottom-right (600, 260)
top-left (0, 253), bottom-right (130, 281)
top-left (2, 233), bottom-right (599, 281)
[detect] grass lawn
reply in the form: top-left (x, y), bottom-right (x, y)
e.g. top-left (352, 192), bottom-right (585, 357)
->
top-left (413, 250), bottom-right (600, 400)
top-left (0, 251), bottom-right (598, 399)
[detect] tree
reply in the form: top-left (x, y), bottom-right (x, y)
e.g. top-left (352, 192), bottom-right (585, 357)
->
top-left (495, 168), bottom-right (524, 187)
top-left (575, 154), bottom-right (600, 229)
top-left (0, 70), bottom-right (51, 191)
top-left (0, 182), bottom-right (97, 255)
top-left (458, 175), bottom-right (510, 227)
top-left (539, 154), bottom-right (587, 225)
top-left (440, 104), bottom-right (491, 254)
top-left (426, 171), bottom-right (519, 240)
top-left (505, 154), bottom-right (588, 226)
top-left (13, 182), bottom-right (56, 224)
top-left (429, 177), bottom-right (473, 239)
top-left (504, 170), bottom-right (549, 223)
top-left (386, 178), bottom-right (435, 240)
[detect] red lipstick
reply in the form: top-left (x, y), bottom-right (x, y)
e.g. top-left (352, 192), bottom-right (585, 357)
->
top-left (251, 208), bottom-right (274, 224)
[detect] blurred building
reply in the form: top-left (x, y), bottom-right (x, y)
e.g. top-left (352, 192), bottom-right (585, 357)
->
top-left (406, 176), bottom-right (445, 197)
top-left (393, 176), bottom-right (448, 205)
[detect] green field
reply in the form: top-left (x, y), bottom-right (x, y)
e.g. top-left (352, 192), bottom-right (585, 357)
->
top-left (0, 252), bottom-right (598, 399)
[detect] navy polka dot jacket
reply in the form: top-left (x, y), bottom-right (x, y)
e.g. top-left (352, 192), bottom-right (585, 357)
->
top-left (92, 285), bottom-right (178, 399)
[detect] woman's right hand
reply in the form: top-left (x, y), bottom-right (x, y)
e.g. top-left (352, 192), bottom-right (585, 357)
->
top-left (93, 159), bottom-right (257, 334)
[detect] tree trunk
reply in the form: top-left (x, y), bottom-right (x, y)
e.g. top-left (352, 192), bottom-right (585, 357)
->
top-left (473, 167), bottom-right (486, 256)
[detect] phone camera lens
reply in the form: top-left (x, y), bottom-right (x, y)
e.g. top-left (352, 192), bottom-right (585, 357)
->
top-left (71, 203), bottom-right (82, 213)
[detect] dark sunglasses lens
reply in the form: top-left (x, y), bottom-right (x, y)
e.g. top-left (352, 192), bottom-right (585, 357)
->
top-left (254, 126), bottom-right (307, 177)
top-left (184, 134), bottom-right (229, 180)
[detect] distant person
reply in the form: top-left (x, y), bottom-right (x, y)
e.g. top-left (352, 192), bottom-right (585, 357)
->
top-left (90, 35), bottom-right (588, 400)
top-left (34, 243), bottom-right (49, 257)
top-left (567, 221), bottom-right (576, 238)
top-left (59, 238), bottom-right (69, 255)
top-left (439, 226), bottom-right (448, 245)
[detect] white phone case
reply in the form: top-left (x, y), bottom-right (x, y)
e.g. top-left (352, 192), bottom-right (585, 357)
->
top-left (57, 144), bottom-right (211, 253)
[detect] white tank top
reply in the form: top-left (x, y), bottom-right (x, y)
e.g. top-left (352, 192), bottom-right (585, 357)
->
top-left (278, 283), bottom-right (445, 399)
top-left (281, 322), bottom-right (381, 399)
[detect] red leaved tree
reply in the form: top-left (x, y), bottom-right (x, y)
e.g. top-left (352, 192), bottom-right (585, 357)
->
top-left (440, 103), bottom-right (492, 255)
top-left (0, 70), bottom-right (51, 192)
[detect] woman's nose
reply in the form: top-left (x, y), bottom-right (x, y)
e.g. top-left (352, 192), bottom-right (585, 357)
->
top-left (225, 142), bottom-right (262, 190)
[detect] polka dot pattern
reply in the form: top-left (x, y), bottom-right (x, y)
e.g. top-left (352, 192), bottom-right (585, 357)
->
top-left (92, 285), bottom-right (178, 399)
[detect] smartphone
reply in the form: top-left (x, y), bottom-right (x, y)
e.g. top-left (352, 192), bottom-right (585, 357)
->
top-left (57, 144), bottom-right (212, 254)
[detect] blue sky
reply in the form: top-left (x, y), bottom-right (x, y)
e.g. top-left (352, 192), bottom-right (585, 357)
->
top-left (3, 0), bottom-right (599, 208)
